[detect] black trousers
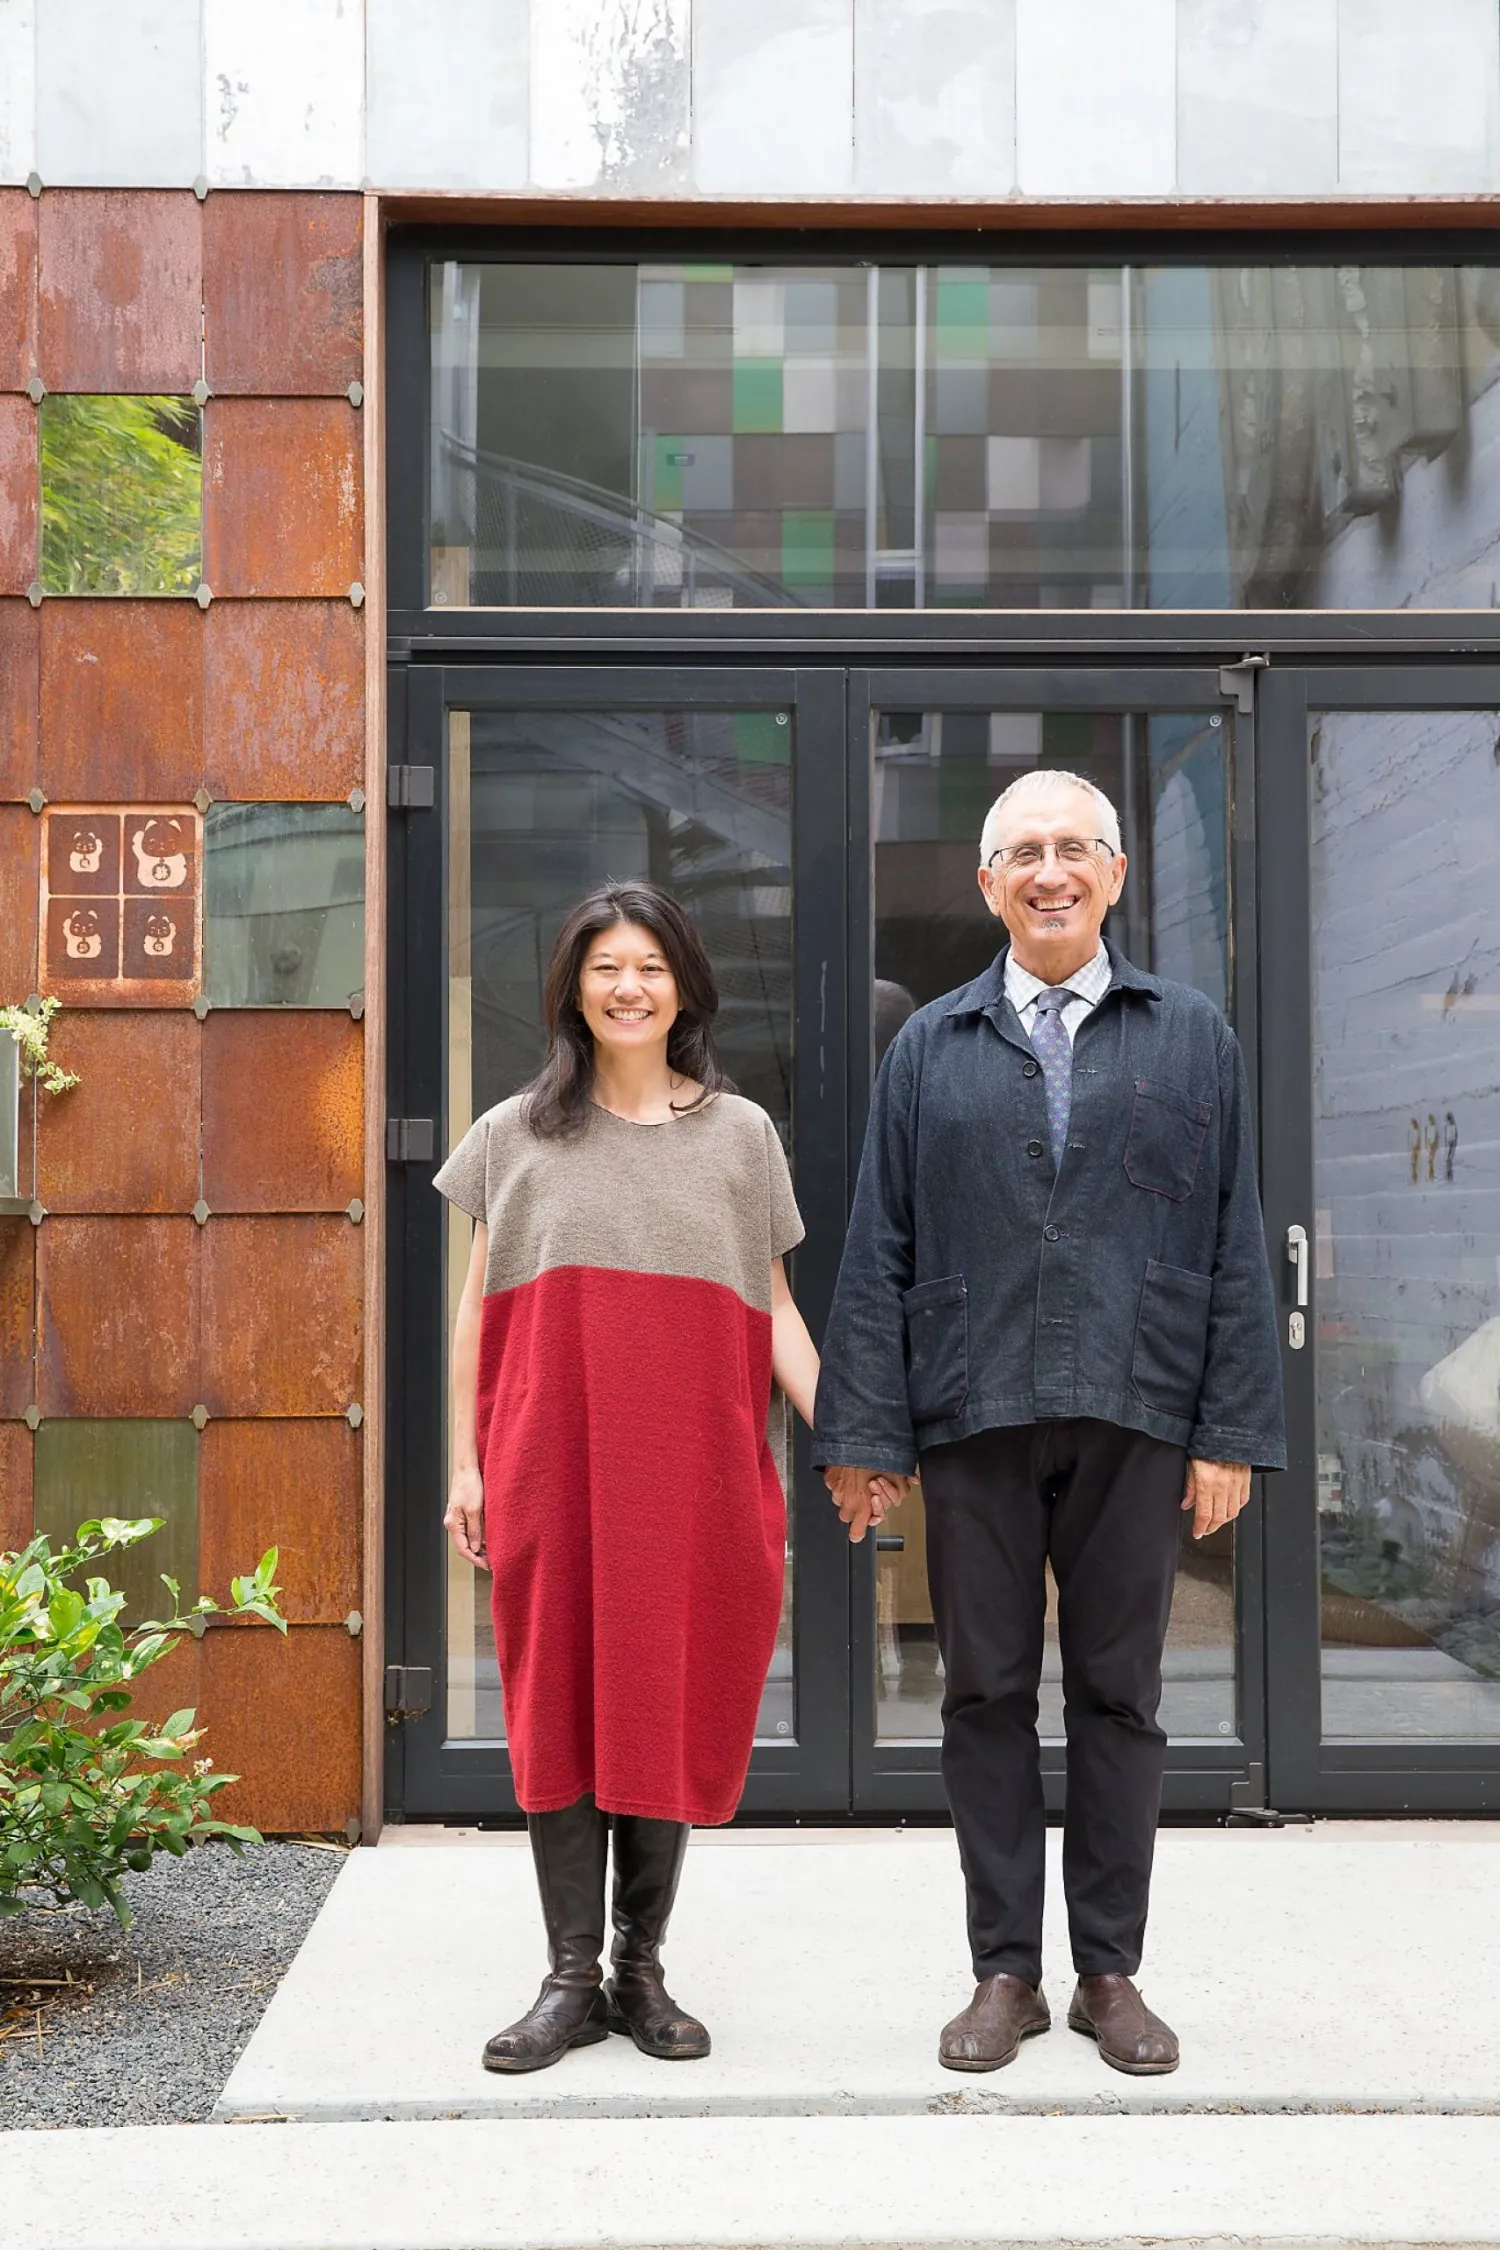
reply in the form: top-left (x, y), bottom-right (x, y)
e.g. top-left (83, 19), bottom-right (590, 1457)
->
top-left (921, 1419), bottom-right (1186, 1988)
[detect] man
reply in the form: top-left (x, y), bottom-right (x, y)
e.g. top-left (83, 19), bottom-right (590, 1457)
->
top-left (814, 768), bottom-right (1284, 2077)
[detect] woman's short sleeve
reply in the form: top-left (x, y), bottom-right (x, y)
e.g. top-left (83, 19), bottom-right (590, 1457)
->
top-left (765, 1116), bottom-right (805, 1260)
top-left (433, 1115), bottom-right (489, 1223)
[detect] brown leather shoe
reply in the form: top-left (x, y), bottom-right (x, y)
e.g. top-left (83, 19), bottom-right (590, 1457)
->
top-left (939, 1974), bottom-right (1050, 2072)
top-left (1067, 1974), bottom-right (1179, 2075)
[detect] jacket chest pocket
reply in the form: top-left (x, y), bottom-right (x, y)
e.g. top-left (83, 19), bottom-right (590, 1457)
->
top-left (903, 1276), bottom-right (969, 1424)
top-left (1123, 1077), bottom-right (1212, 1202)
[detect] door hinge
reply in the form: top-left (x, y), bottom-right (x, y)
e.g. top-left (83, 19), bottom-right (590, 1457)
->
top-left (387, 764), bottom-right (435, 808)
top-left (1218, 653), bottom-right (1270, 714)
top-left (385, 1117), bottom-right (435, 1163)
top-left (384, 1665), bottom-right (433, 1724)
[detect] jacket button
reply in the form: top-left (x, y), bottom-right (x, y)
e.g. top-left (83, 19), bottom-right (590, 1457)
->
top-left (1027, 1139), bottom-right (1044, 1158)
top-left (1023, 1060), bottom-right (1039, 1078)
top-left (1043, 1224), bottom-right (1060, 1242)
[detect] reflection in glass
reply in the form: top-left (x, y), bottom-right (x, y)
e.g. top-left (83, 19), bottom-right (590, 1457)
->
top-left (203, 804), bottom-right (365, 1009)
top-left (32, 1421), bottom-right (198, 1623)
top-left (430, 260), bottom-right (1500, 613)
top-left (40, 396), bottom-right (202, 596)
top-left (1314, 710), bottom-right (1500, 1739)
top-left (444, 706), bottom-right (795, 1743)
top-left (870, 705), bottom-right (1235, 1743)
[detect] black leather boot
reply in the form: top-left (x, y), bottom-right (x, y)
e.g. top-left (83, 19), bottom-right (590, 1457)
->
top-left (603, 1816), bottom-right (711, 2060)
top-left (482, 1798), bottom-right (610, 2073)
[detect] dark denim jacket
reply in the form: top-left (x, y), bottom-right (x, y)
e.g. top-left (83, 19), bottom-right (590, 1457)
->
top-left (812, 943), bottom-right (1287, 1475)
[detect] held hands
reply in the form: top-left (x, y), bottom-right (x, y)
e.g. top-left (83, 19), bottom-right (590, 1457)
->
top-left (824, 1464), bottom-right (914, 1544)
top-left (1182, 1456), bottom-right (1251, 1541)
top-left (445, 1463), bottom-right (489, 1569)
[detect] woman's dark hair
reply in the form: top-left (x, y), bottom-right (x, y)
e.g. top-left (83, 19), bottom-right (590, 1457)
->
top-left (520, 881), bottom-right (731, 1137)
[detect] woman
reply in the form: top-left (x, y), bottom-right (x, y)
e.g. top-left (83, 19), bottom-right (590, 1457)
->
top-left (436, 880), bottom-right (821, 2075)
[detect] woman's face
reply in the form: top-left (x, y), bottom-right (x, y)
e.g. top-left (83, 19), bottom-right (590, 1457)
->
top-left (577, 920), bottom-right (681, 1060)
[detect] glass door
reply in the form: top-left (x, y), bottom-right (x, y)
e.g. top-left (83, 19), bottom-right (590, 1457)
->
top-left (1262, 666), bottom-right (1500, 1812)
top-left (385, 665), bottom-right (851, 1820)
top-left (847, 666), bottom-right (1267, 1816)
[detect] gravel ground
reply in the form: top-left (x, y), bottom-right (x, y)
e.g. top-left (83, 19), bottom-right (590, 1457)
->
top-left (0, 1840), bottom-right (344, 2129)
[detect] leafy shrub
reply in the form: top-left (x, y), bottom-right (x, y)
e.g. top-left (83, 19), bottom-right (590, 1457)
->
top-left (1, 1518), bottom-right (285, 1929)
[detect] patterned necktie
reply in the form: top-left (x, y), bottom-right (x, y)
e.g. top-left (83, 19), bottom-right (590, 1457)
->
top-left (1029, 986), bottom-right (1078, 1166)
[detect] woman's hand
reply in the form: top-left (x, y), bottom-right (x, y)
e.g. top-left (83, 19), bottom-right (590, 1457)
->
top-left (445, 1463), bottom-right (489, 1568)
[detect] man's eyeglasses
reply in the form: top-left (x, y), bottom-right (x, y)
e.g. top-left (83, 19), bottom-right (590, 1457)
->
top-left (985, 837), bottom-right (1115, 871)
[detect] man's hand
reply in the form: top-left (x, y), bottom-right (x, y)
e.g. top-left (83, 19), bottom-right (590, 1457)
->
top-left (1182, 1457), bottom-right (1251, 1541)
top-left (824, 1465), bottom-right (912, 1544)
top-left (444, 1463), bottom-right (489, 1568)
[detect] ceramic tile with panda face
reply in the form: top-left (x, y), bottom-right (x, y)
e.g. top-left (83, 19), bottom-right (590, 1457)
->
top-left (40, 805), bottom-right (201, 1005)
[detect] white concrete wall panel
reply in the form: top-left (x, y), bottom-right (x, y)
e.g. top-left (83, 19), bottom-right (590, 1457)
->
top-left (1015, 0), bottom-right (1176, 196)
top-left (35, 0), bottom-right (202, 187)
top-left (1338, 0), bottom-right (1500, 193)
top-left (204, 0), bottom-right (364, 188)
top-left (0, 0), bottom-right (36, 184)
top-left (1177, 0), bottom-right (1337, 197)
top-left (854, 0), bottom-right (1015, 196)
top-left (531, 0), bottom-right (689, 192)
top-left (694, 0), bottom-right (854, 196)
top-left (366, 0), bottom-right (527, 190)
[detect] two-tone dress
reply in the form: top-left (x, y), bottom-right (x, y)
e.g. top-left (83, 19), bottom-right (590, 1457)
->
top-left (434, 1091), bottom-right (804, 1827)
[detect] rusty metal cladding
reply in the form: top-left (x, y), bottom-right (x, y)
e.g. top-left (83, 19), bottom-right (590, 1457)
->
top-left (0, 804), bottom-right (41, 1000)
top-left (200, 1626), bottom-right (360, 1834)
top-left (0, 1221), bottom-right (35, 1419)
top-left (38, 191), bottom-right (202, 393)
top-left (204, 194), bottom-right (361, 397)
top-left (116, 1631), bottom-right (200, 1737)
top-left (199, 1419), bottom-right (360, 1623)
top-left (0, 192), bottom-right (38, 392)
top-left (40, 602), bottom-right (204, 803)
top-left (203, 601), bottom-right (363, 801)
top-left (202, 401), bottom-right (362, 599)
top-left (38, 1012), bottom-right (201, 1213)
top-left (0, 600), bottom-right (39, 799)
top-left (203, 1015), bottom-right (362, 1212)
top-left (37, 1216), bottom-right (199, 1418)
top-left (0, 1422), bottom-right (34, 1554)
top-left (0, 394), bottom-right (37, 596)
top-left (199, 1216), bottom-right (361, 1417)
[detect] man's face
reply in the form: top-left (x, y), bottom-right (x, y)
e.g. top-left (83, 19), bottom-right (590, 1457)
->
top-left (977, 782), bottom-right (1127, 972)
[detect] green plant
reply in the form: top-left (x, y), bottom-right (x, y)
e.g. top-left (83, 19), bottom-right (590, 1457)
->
top-left (0, 1518), bottom-right (286, 1929)
top-left (39, 395), bottom-right (202, 597)
top-left (1, 996), bottom-right (79, 1097)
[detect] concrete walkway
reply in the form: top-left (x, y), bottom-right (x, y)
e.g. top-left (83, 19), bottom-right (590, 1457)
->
top-left (217, 1820), bottom-right (1500, 2121)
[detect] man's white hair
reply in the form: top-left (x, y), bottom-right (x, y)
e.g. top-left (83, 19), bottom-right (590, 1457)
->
top-left (979, 768), bottom-right (1122, 866)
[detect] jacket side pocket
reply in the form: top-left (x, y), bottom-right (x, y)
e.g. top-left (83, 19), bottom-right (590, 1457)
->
top-left (1130, 1260), bottom-right (1214, 1415)
top-left (903, 1275), bottom-right (969, 1424)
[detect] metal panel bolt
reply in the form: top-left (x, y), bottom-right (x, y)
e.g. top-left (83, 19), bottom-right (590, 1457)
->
top-left (24, 375), bottom-right (44, 404)
top-left (346, 1402), bottom-right (363, 1429)
top-left (346, 1198), bottom-right (364, 1225)
top-left (192, 379), bottom-right (211, 406)
top-left (25, 172), bottom-right (42, 198)
top-left (347, 381), bottom-right (364, 409)
top-left (192, 1198), bottom-right (210, 1226)
top-left (344, 1610), bottom-right (363, 1638)
top-left (193, 175), bottom-right (209, 202)
top-left (192, 995), bottom-right (210, 1021)
top-left (347, 786), bottom-right (365, 813)
top-left (349, 993), bottom-right (365, 1021)
top-left (24, 994), bottom-right (42, 1015)
top-left (23, 1405), bottom-right (40, 1431)
top-left (26, 585), bottom-right (42, 610)
top-left (193, 787), bottom-right (213, 814)
top-left (26, 789), bottom-right (44, 814)
top-left (344, 1816), bottom-right (362, 1846)
top-left (27, 1201), bottom-right (44, 1227)
top-left (348, 582), bottom-right (365, 609)
top-left (195, 583), bottom-right (212, 610)
top-left (190, 1404), bottom-right (209, 1431)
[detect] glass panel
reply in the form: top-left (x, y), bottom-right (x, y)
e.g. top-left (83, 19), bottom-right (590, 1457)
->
top-left (1314, 708), bottom-right (1500, 1740)
top-left (40, 396), bottom-right (202, 596)
top-left (429, 260), bottom-right (1500, 612)
top-left (870, 706), bottom-right (1235, 1744)
top-left (33, 1420), bottom-right (198, 1623)
top-left (445, 704), bottom-right (795, 1743)
top-left (0, 1037), bottom-right (19, 1203)
top-left (203, 804), bottom-right (365, 1009)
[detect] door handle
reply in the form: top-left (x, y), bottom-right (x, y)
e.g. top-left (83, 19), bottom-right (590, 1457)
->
top-left (1286, 1223), bottom-right (1309, 1308)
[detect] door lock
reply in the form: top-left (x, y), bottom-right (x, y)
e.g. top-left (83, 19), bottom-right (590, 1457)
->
top-left (1286, 1223), bottom-right (1309, 1349)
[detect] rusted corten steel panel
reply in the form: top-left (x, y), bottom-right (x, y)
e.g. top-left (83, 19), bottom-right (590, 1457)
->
top-left (200, 1625), bottom-right (360, 1833)
top-left (0, 394), bottom-right (36, 595)
top-left (202, 401), bottom-right (362, 598)
top-left (199, 1419), bottom-right (360, 1623)
top-left (118, 1631), bottom-right (200, 1736)
top-left (38, 1012), bottom-right (200, 1213)
top-left (203, 1014), bottom-right (361, 1212)
top-left (0, 1422), bottom-right (34, 1554)
top-left (0, 1222), bottom-right (35, 1419)
top-left (0, 600), bottom-right (39, 799)
top-left (204, 195), bottom-right (362, 397)
top-left (38, 192), bottom-right (201, 394)
top-left (40, 805), bottom-right (201, 1006)
top-left (38, 1216), bottom-right (199, 1418)
top-left (40, 601), bottom-right (203, 804)
top-left (0, 804), bottom-right (41, 1000)
top-left (199, 1216), bottom-right (361, 1417)
top-left (0, 192), bottom-right (38, 393)
top-left (203, 601), bottom-right (363, 800)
